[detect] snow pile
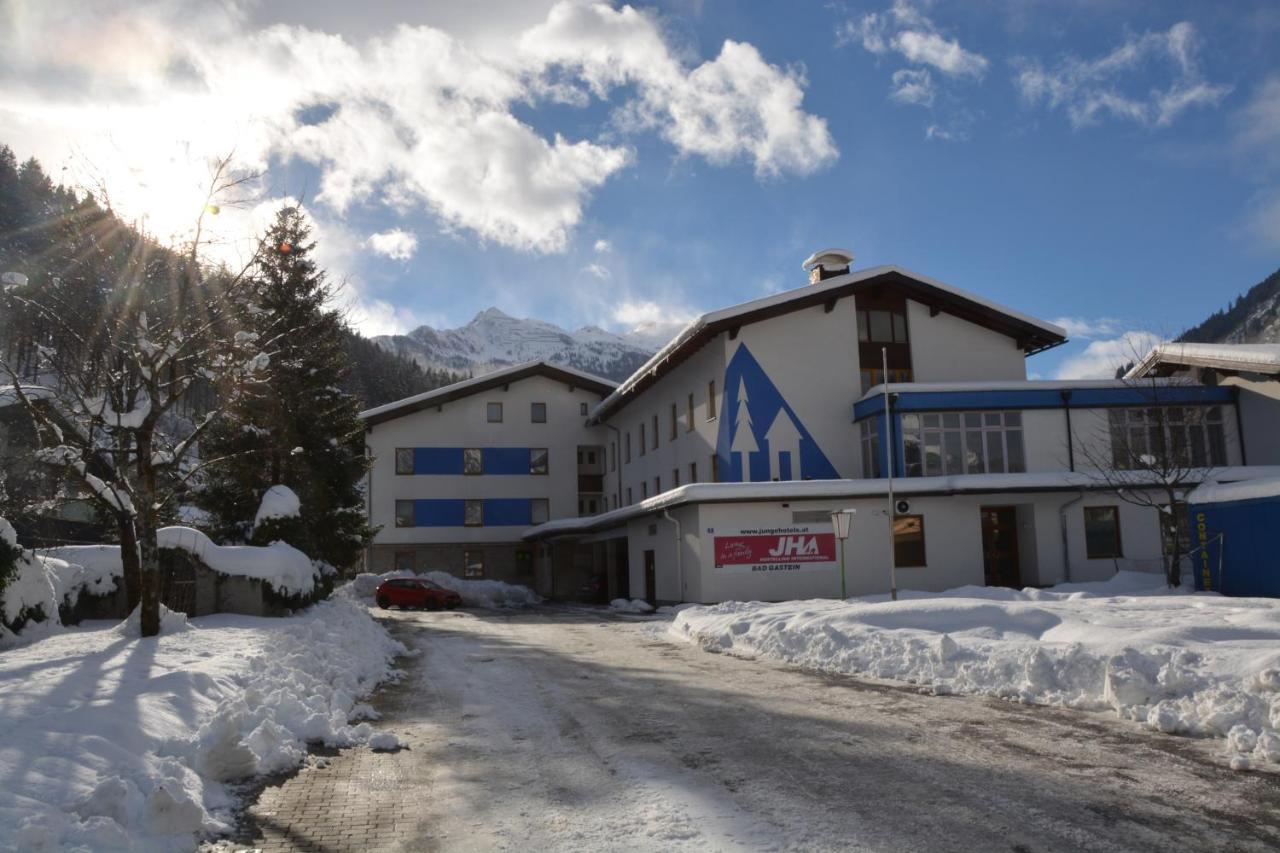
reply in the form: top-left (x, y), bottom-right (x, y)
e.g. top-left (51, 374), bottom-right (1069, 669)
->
top-left (350, 570), bottom-right (541, 608)
top-left (610, 598), bottom-right (655, 613)
top-left (253, 485), bottom-right (301, 527)
top-left (670, 573), bottom-right (1280, 768)
top-left (0, 548), bottom-right (58, 633)
top-left (0, 594), bottom-right (405, 852)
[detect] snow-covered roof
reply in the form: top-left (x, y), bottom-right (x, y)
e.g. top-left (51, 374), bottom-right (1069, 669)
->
top-left (856, 377), bottom-right (1190, 402)
top-left (360, 360), bottom-right (616, 427)
top-left (524, 465), bottom-right (1280, 539)
top-left (1127, 343), bottom-right (1280, 380)
top-left (589, 265), bottom-right (1067, 423)
top-left (1188, 475), bottom-right (1280, 506)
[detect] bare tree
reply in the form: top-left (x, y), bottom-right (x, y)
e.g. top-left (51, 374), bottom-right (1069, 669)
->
top-left (0, 156), bottom-right (270, 636)
top-left (1076, 370), bottom-right (1231, 587)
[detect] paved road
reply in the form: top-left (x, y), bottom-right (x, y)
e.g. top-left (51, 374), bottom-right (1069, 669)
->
top-left (229, 604), bottom-right (1280, 852)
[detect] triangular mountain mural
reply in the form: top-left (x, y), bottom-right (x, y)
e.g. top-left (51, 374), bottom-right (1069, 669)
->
top-left (715, 344), bottom-right (839, 482)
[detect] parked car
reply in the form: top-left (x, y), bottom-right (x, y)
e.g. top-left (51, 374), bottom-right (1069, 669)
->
top-left (375, 578), bottom-right (463, 611)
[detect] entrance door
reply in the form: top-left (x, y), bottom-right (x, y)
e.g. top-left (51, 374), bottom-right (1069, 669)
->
top-left (980, 506), bottom-right (1021, 588)
top-left (643, 550), bottom-right (656, 604)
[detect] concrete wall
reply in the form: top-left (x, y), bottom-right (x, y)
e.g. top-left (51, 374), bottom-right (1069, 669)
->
top-left (367, 373), bottom-right (609, 548)
top-left (906, 300), bottom-right (1027, 383)
top-left (1233, 382), bottom-right (1280, 465)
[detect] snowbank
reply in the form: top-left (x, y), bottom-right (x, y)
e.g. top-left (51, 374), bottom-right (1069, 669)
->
top-left (610, 598), bottom-right (654, 614)
top-left (351, 570), bottom-right (541, 608)
top-left (0, 595), bottom-right (406, 852)
top-left (669, 572), bottom-right (1280, 768)
top-left (43, 528), bottom-right (318, 599)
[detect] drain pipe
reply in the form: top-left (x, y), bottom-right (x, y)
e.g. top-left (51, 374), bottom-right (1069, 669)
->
top-left (660, 509), bottom-right (684, 602)
top-left (1058, 492), bottom-right (1085, 583)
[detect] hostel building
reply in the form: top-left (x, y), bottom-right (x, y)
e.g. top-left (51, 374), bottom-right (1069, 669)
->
top-left (362, 251), bottom-right (1280, 602)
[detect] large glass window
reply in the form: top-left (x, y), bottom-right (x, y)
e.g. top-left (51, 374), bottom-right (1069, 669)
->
top-left (464, 500), bottom-right (483, 527)
top-left (395, 500), bottom-right (415, 528)
top-left (395, 448), bottom-right (414, 475)
top-left (1108, 406), bottom-right (1226, 469)
top-left (530, 448), bottom-right (549, 475)
top-left (463, 448), bottom-right (482, 475)
top-left (901, 411), bottom-right (1025, 477)
top-left (857, 307), bottom-right (908, 343)
top-left (859, 419), bottom-right (881, 478)
top-left (894, 515), bottom-right (926, 567)
top-left (1084, 506), bottom-right (1122, 558)
top-left (531, 498), bottom-right (550, 524)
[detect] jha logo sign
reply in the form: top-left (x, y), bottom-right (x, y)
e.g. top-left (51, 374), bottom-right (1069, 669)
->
top-left (713, 528), bottom-right (836, 572)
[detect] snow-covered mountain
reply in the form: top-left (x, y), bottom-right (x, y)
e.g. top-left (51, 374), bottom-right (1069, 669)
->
top-left (1178, 266), bottom-right (1280, 345)
top-left (372, 308), bottom-right (683, 382)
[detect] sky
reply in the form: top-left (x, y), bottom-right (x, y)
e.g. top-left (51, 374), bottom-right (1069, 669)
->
top-left (2, 0), bottom-right (1279, 379)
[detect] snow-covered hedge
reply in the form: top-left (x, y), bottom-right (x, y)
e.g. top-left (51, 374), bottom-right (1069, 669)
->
top-left (669, 572), bottom-right (1280, 769)
top-left (0, 594), bottom-right (406, 850)
top-left (351, 570), bottom-right (541, 608)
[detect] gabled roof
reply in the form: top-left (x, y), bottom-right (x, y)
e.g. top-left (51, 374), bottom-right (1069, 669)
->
top-left (359, 360), bottom-right (616, 427)
top-left (1127, 343), bottom-right (1280, 379)
top-left (588, 265), bottom-right (1067, 424)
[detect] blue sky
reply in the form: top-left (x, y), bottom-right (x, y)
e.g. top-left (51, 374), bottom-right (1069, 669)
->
top-left (3, 1), bottom-right (1279, 379)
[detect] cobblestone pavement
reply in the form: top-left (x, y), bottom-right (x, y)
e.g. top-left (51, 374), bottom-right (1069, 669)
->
top-left (211, 604), bottom-right (1280, 853)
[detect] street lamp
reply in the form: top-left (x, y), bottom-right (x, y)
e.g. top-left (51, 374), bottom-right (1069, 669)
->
top-left (831, 508), bottom-right (855, 599)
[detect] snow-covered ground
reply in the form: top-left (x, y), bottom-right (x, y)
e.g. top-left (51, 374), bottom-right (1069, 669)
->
top-left (0, 591), bottom-right (405, 852)
top-left (669, 572), bottom-right (1280, 769)
top-left (351, 570), bottom-right (541, 608)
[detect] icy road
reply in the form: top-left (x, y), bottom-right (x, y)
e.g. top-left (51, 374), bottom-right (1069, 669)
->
top-left (255, 605), bottom-right (1280, 852)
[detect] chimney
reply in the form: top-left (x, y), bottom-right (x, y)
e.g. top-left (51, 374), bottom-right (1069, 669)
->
top-left (801, 248), bottom-right (854, 284)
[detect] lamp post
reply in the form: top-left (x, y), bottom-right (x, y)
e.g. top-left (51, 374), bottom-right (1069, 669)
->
top-left (831, 508), bottom-right (855, 599)
top-left (883, 347), bottom-right (898, 602)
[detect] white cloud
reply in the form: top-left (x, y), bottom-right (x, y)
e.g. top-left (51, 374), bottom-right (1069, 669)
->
top-left (890, 69), bottom-right (935, 107)
top-left (892, 30), bottom-right (987, 79)
top-left (365, 228), bottom-right (419, 261)
top-left (924, 123), bottom-right (965, 142)
top-left (0, 0), bottom-right (834, 256)
top-left (593, 238), bottom-right (612, 253)
top-left (1053, 330), bottom-right (1160, 380)
top-left (1049, 316), bottom-right (1122, 339)
top-left (840, 2), bottom-right (987, 79)
top-left (610, 299), bottom-right (697, 348)
top-left (1013, 22), bottom-right (1230, 129)
top-left (583, 262), bottom-right (611, 279)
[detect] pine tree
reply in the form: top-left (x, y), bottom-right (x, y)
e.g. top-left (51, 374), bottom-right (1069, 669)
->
top-left (196, 206), bottom-right (372, 574)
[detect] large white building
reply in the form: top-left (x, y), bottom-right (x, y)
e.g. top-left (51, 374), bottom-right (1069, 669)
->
top-left (362, 252), bottom-right (1280, 603)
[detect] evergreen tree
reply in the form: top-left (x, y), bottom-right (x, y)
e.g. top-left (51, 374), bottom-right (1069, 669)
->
top-left (196, 206), bottom-right (372, 573)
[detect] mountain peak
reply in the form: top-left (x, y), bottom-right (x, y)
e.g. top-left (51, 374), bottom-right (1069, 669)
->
top-left (472, 306), bottom-right (512, 323)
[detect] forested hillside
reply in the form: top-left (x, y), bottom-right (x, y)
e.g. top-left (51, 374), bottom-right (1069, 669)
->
top-left (1177, 266), bottom-right (1280, 344)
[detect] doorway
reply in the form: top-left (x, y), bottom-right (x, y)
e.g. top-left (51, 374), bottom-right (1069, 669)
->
top-left (643, 550), bottom-right (656, 604)
top-left (613, 539), bottom-right (631, 601)
top-left (980, 506), bottom-right (1021, 588)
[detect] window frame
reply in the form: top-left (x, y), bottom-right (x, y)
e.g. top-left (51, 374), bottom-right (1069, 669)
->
top-left (579, 402), bottom-right (588, 417)
top-left (900, 410), bottom-right (1025, 478)
top-left (531, 401), bottom-right (547, 423)
top-left (486, 402), bottom-right (503, 423)
top-left (395, 500), bottom-right (415, 528)
top-left (395, 448), bottom-right (414, 476)
top-left (1083, 505), bottom-right (1123, 559)
top-left (893, 514), bottom-right (927, 567)
top-left (529, 448), bottom-right (549, 476)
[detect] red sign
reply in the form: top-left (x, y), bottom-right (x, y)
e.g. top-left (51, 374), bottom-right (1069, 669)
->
top-left (713, 532), bottom-right (836, 568)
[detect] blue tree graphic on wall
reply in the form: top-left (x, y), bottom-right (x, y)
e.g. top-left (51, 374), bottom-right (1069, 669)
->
top-left (715, 345), bottom-right (839, 482)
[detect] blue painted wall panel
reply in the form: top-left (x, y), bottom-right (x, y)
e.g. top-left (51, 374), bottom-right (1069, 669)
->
top-left (413, 448), bottom-right (463, 475)
top-left (414, 499), bottom-right (465, 527)
top-left (483, 448), bottom-right (531, 475)
top-left (484, 498), bottom-right (533, 526)
top-left (1189, 497), bottom-right (1280, 598)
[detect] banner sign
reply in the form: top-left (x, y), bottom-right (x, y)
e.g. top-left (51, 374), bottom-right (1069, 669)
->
top-left (710, 525), bottom-right (836, 573)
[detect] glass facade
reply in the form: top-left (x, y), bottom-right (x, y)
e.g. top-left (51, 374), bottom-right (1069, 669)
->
top-left (1108, 406), bottom-right (1226, 469)
top-left (901, 411), bottom-right (1026, 477)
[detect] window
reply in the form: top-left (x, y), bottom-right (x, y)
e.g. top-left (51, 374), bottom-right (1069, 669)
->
top-left (651, 414), bottom-right (659, 449)
top-left (531, 498), bottom-right (550, 524)
top-left (1084, 506), bottom-right (1122, 559)
top-left (580, 402), bottom-right (588, 416)
top-left (395, 500), bottom-right (415, 528)
top-left (689, 461), bottom-right (698, 483)
top-left (641, 482), bottom-right (648, 499)
top-left (856, 294), bottom-right (913, 394)
top-left (610, 442), bottom-right (616, 472)
top-left (463, 448), bottom-right (482, 475)
top-left (859, 420), bottom-right (881, 479)
top-left (626, 487), bottom-right (633, 505)
top-left (1108, 406), bottom-right (1227, 470)
top-left (857, 307), bottom-right (909, 344)
top-left (487, 402), bottom-right (503, 423)
top-left (464, 500), bottom-right (483, 527)
top-left (901, 411), bottom-right (1025, 477)
top-left (710, 453), bottom-right (719, 483)
top-left (672, 468), bottom-right (680, 487)
top-left (654, 476), bottom-right (661, 494)
top-left (686, 393), bottom-right (695, 431)
top-left (624, 432), bottom-right (632, 463)
top-left (639, 423), bottom-right (646, 456)
top-left (587, 450), bottom-right (596, 465)
top-left (670, 404), bottom-right (678, 440)
top-left (531, 402), bottom-right (547, 423)
top-left (893, 514), bottom-right (926, 567)
top-left (708, 380), bottom-right (717, 419)
top-left (859, 367), bottom-right (914, 396)
top-left (463, 550), bottom-right (484, 578)
top-left (394, 551), bottom-right (415, 571)
top-left (530, 448), bottom-right (549, 475)
top-left (395, 448), bottom-right (414, 475)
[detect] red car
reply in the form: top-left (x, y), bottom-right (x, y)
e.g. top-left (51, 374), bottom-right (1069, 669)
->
top-left (375, 578), bottom-right (463, 611)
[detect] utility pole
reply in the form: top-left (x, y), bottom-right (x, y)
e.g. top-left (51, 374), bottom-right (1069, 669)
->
top-left (883, 347), bottom-right (898, 601)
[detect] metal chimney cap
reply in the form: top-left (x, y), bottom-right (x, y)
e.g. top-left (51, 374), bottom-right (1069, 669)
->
top-left (801, 248), bottom-right (854, 272)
